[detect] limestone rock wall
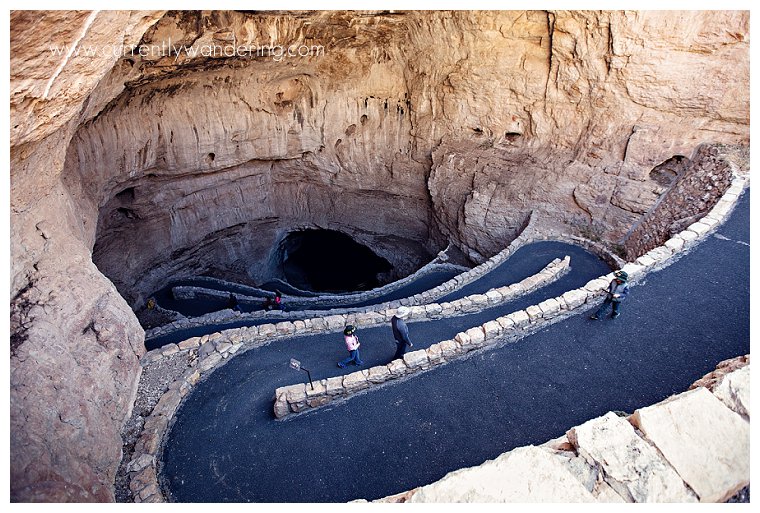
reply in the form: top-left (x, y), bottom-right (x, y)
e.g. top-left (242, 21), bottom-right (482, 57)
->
top-left (61, 10), bottom-right (750, 301)
top-left (10, 10), bottom-right (166, 502)
top-left (10, 9), bottom-right (749, 503)
top-left (423, 11), bottom-right (749, 260)
top-left (64, 60), bottom-right (434, 304)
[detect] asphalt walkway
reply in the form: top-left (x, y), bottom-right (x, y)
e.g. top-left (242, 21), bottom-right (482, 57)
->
top-left (146, 243), bottom-right (579, 351)
top-left (160, 191), bottom-right (749, 502)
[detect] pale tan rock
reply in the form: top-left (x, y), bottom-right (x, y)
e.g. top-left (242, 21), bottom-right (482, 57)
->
top-left (562, 289), bottom-right (588, 309)
top-left (568, 412), bottom-right (697, 502)
top-left (387, 359), bottom-right (408, 377)
top-left (464, 327), bottom-right (486, 347)
top-left (402, 350), bottom-right (429, 369)
top-left (343, 372), bottom-right (369, 393)
top-left (526, 305), bottom-right (543, 322)
top-left (538, 298), bottom-right (561, 317)
top-left (485, 290), bottom-right (503, 304)
top-left (482, 320), bottom-right (502, 339)
top-left (686, 221), bottom-right (712, 237)
top-left (426, 344), bottom-right (444, 364)
top-left (630, 387), bottom-right (750, 502)
top-left (680, 230), bottom-right (700, 244)
top-left (9, 9), bottom-right (749, 503)
top-left (273, 398), bottom-right (290, 419)
top-left (408, 446), bottom-right (597, 503)
top-left (367, 365), bottom-right (392, 383)
top-left (634, 255), bottom-right (656, 267)
top-left (509, 310), bottom-right (530, 328)
top-left (711, 365), bottom-right (750, 419)
top-left (424, 304), bottom-right (443, 317)
top-left (496, 316), bottom-right (516, 331)
top-left (324, 376), bottom-right (345, 396)
top-left (437, 339), bottom-right (459, 357)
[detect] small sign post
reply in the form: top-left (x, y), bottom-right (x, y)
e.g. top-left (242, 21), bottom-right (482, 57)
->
top-left (289, 358), bottom-right (314, 390)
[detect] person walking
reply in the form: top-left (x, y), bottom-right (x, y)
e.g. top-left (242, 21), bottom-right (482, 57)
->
top-left (391, 306), bottom-right (414, 360)
top-left (338, 325), bottom-right (363, 368)
top-left (590, 270), bottom-right (629, 320)
top-left (264, 291), bottom-right (284, 311)
top-left (227, 293), bottom-right (241, 312)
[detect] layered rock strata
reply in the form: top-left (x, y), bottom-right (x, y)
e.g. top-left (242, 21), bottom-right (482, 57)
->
top-left (10, 10), bottom-right (749, 502)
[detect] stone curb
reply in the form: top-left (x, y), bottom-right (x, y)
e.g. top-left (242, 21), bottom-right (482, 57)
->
top-left (144, 214), bottom-right (539, 342)
top-left (140, 253), bottom-right (570, 366)
top-left (126, 256), bottom-right (570, 502)
top-left (270, 175), bottom-right (747, 417)
top-left (146, 216), bottom-right (620, 346)
top-left (145, 253), bottom-right (469, 340)
top-left (128, 176), bottom-right (747, 502)
top-left (273, 258), bottom-right (577, 419)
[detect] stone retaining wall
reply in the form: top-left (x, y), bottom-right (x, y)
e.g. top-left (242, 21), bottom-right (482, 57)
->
top-left (623, 144), bottom-right (736, 260)
top-left (125, 174), bottom-right (747, 503)
top-left (141, 255), bottom-right (570, 367)
top-left (144, 213), bottom-right (611, 346)
top-left (273, 257), bottom-right (579, 418)
top-left (372, 356), bottom-right (749, 503)
top-left (145, 246), bottom-right (466, 340)
top-left (143, 213), bottom-right (541, 344)
top-left (271, 175), bottom-right (747, 418)
top-left (145, 262), bottom-right (467, 340)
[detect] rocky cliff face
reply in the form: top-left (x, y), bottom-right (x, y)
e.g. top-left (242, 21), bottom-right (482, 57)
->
top-left (10, 10), bottom-right (749, 502)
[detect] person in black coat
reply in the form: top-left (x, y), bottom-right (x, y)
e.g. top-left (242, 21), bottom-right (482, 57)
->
top-left (391, 306), bottom-right (414, 360)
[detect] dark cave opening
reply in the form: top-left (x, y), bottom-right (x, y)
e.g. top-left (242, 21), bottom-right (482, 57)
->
top-left (280, 229), bottom-right (393, 293)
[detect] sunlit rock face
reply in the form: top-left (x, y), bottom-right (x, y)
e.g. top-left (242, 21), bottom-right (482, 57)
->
top-left (10, 10), bottom-right (748, 502)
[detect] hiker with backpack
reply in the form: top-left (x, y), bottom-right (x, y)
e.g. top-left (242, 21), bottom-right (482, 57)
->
top-left (590, 270), bottom-right (630, 320)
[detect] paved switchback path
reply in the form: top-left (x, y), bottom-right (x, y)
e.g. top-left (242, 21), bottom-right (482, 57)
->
top-left (147, 242), bottom-right (585, 350)
top-left (161, 191), bottom-right (749, 503)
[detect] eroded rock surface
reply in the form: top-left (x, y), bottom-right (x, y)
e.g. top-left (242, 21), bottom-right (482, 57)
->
top-left (568, 412), bottom-right (697, 502)
top-left (10, 10), bottom-right (749, 502)
top-left (630, 387), bottom-right (750, 502)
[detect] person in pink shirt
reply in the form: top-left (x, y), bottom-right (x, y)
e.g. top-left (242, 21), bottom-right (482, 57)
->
top-left (337, 325), bottom-right (363, 368)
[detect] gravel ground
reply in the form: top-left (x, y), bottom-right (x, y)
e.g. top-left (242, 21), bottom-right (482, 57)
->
top-left (114, 352), bottom-right (195, 502)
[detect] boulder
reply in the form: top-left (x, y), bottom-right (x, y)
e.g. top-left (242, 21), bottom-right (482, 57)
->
top-left (630, 387), bottom-right (749, 502)
top-left (568, 412), bottom-right (696, 502)
top-left (408, 446), bottom-right (597, 502)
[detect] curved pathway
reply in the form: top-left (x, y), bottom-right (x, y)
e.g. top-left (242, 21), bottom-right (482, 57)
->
top-left (160, 192), bottom-right (749, 502)
top-left (146, 243), bottom-right (568, 351)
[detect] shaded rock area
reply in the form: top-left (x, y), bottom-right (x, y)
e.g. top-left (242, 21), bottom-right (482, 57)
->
top-left (10, 10), bottom-right (749, 502)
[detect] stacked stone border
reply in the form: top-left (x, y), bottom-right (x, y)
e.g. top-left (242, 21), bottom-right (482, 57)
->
top-left (140, 255), bottom-right (570, 367)
top-left (143, 213), bottom-right (538, 342)
top-left (271, 175), bottom-right (746, 418)
top-left (144, 211), bottom-right (614, 345)
top-left (145, 245), bottom-right (469, 340)
top-left (126, 175), bottom-right (747, 502)
top-left (148, 261), bottom-right (469, 335)
top-left (272, 255), bottom-right (571, 417)
top-left (372, 356), bottom-right (749, 503)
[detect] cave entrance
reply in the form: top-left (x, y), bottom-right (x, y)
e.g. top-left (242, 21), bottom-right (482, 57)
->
top-left (280, 229), bottom-right (392, 293)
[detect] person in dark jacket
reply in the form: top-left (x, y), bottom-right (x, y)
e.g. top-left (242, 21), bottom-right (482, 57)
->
top-left (590, 270), bottom-right (630, 320)
top-left (227, 293), bottom-right (241, 312)
top-left (391, 306), bottom-right (414, 360)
